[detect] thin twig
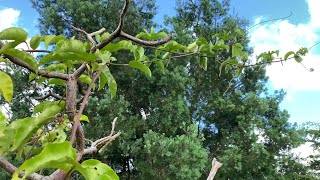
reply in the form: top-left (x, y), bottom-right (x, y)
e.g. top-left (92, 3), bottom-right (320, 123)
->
top-left (70, 64), bottom-right (109, 144)
top-left (247, 12), bottom-right (293, 31)
top-left (120, 31), bottom-right (172, 46)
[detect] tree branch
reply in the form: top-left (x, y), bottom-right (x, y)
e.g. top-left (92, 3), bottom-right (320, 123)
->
top-left (120, 31), bottom-right (172, 46)
top-left (73, 63), bottom-right (87, 79)
top-left (83, 118), bottom-right (121, 156)
top-left (92, 0), bottom-right (130, 52)
top-left (34, 91), bottom-right (66, 101)
top-left (24, 49), bottom-right (51, 53)
top-left (0, 156), bottom-right (46, 180)
top-left (207, 158), bottom-right (223, 180)
top-left (71, 25), bottom-right (106, 46)
top-left (70, 64), bottom-right (108, 145)
top-left (4, 54), bottom-right (68, 80)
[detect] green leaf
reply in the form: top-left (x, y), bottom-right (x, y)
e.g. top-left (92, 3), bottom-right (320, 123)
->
top-left (95, 49), bottom-right (111, 64)
top-left (136, 27), bottom-right (168, 41)
top-left (219, 59), bottom-right (238, 76)
top-left (29, 73), bottom-right (37, 82)
top-left (33, 101), bottom-right (65, 114)
top-left (163, 41), bottom-right (186, 52)
top-left (196, 37), bottom-right (207, 45)
top-left (294, 54), bottom-right (303, 63)
top-left (12, 142), bottom-right (77, 180)
top-left (101, 32), bottom-right (110, 40)
top-left (199, 57), bottom-right (208, 71)
top-left (95, 34), bottom-right (101, 43)
top-left (55, 39), bottom-right (86, 54)
top-left (79, 159), bottom-right (119, 180)
top-left (162, 52), bottom-right (170, 59)
top-left (0, 105), bottom-right (61, 154)
top-left (134, 46), bottom-right (145, 61)
top-left (80, 75), bottom-right (92, 84)
top-left (297, 47), bottom-right (308, 56)
top-left (99, 72), bottom-right (108, 91)
top-left (1, 48), bottom-right (38, 72)
top-left (232, 43), bottom-right (243, 58)
top-left (186, 42), bottom-right (198, 53)
top-left (102, 66), bottom-right (117, 98)
top-left (42, 35), bottom-right (66, 49)
top-left (0, 27), bottom-right (28, 42)
top-left (0, 111), bottom-right (6, 136)
top-left (154, 59), bottom-right (165, 74)
top-left (102, 40), bottom-right (136, 52)
top-left (284, 51), bottom-right (295, 60)
top-left (0, 70), bottom-right (13, 102)
top-left (74, 114), bottom-right (90, 123)
top-left (48, 78), bottom-right (65, 86)
top-left (128, 60), bottom-right (151, 77)
top-left (44, 63), bottom-right (67, 73)
top-left (30, 35), bottom-right (41, 49)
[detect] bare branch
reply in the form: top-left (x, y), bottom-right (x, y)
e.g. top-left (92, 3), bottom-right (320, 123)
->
top-left (4, 54), bottom-right (68, 80)
top-left (34, 91), bottom-right (66, 101)
top-left (73, 63), bottom-right (87, 79)
top-left (207, 158), bottom-right (223, 180)
top-left (71, 25), bottom-right (106, 46)
top-left (24, 49), bottom-right (51, 53)
top-left (70, 64), bottom-right (109, 144)
top-left (77, 79), bottom-right (87, 95)
top-left (83, 118), bottom-right (121, 156)
top-left (120, 31), bottom-right (172, 46)
top-left (0, 156), bottom-right (46, 180)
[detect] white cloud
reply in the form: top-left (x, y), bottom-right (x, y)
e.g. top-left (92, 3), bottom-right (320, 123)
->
top-left (249, 0), bottom-right (320, 96)
top-left (0, 8), bottom-right (20, 30)
top-left (291, 142), bottom-right (315, 159)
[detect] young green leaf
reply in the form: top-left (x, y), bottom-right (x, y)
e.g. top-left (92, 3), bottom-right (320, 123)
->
top-left (0, 70), bottom-right (13, 102)
top-left (102, 66), bottom-right (117, 98)
top-left (12, 142), bottom-right (77, 180)
top-left (0, 27), bottom-right (28, 42)
top-left (29, 73), bottom-right (37, 82)
top-left (80, 75), bottom-right (92, 84)
top-left (136, 27), bottom-right (168, 41)
top-left (48, 78), bottom-right (66, 86)
top-left (128, 60), bottom-right (152, 77)
top-left (186, 42), bottom-right (198, 53)
top-left (294, 54), bottom-right (303, 63)
top-left (232, 43), bottom-right (243, 58)
top-left (199, 57), bottom-right (208, 71)
top-left (0, 111), bottom-right (6, 136)
top-left (79, 159), bottom-right (119, 180)
top-left (33, 101), bottom-right (65, 114)
top-left (284, 51), bottom-right (295, 60)
top-left (155, 59), bottom-right (165, 74)
top-left (42, 35), bottom-right (66, 49)
top-left (30, 35), bottom-right (41, 49)
top-left (74, 114), bottom-right (90, 123)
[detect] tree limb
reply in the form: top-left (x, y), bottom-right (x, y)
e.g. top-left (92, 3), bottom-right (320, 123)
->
top-left (4, 54), bottom-right (68, 80)
top-left (70, 64), bottom-right (108, 145)
top-left (83, 118), bottom-right (121, 156)
top-left (207, 158), bottom-right (223, 180)
top-left (92, 0), bottom-right (130, 52)
top-left (120, 31), bottom-right (172, 46)
top-left (0, 156), bottom-right (46, 180)
top-left (34, 91), bottom-right (66, 101)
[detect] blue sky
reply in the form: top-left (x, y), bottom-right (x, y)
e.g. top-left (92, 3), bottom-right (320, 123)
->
top-left (1, 0), bottom-right (319, 125)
